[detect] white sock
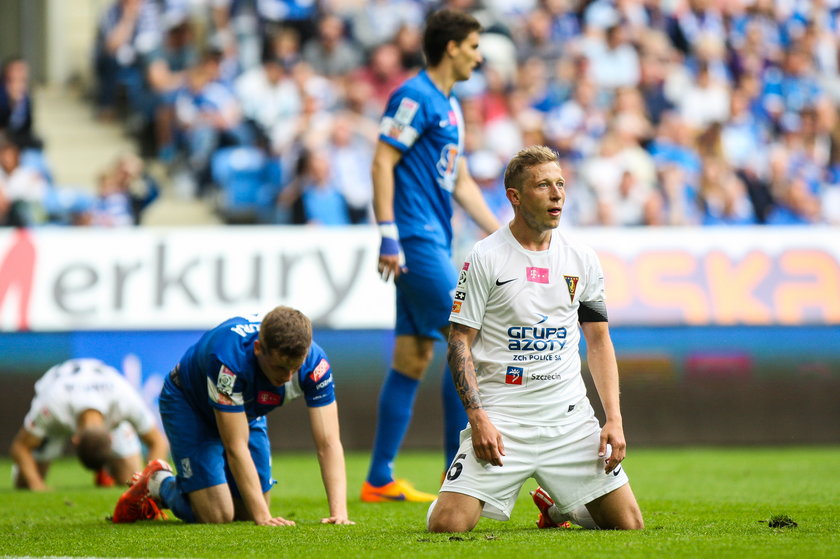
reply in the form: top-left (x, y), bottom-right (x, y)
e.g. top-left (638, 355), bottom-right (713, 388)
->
top-left (549, 504), bottom-right (600, 530)
top-left (147, 470), bottom-right (174, 499)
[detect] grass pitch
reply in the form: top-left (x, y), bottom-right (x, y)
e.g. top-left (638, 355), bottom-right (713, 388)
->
top-left (2, 447), bottom-right (839, 559)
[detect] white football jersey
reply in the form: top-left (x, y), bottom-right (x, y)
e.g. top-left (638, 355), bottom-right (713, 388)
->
top-left (23, 359), bottom-right (156, 440)
top-left (450, 227), bottom-right (606, 425)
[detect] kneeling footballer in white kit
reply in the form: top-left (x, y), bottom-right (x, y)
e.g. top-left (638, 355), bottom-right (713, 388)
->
top-left (427, 145), bottom-right (644, 532)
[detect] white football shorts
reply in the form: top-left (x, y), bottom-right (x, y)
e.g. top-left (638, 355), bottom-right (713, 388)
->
top-left (439, 401), bottom-right (630, 521)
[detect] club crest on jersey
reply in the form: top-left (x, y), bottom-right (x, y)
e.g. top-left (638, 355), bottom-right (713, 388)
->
top-left (258, 391), bottom-right (281, 406)
top-left (451, 300), bottom-right (462, 313)
top-left (458, 269), bottom-right (468, 287)
top-left (526, 267), bottom-right (549, 284)
top-left (505, 366), bottom-right (524, 385)
top-left (310, 359), bottom-right (330, 382)
top-left (564, 275), bottom-right (579, 302)
top-left (216, 366), bottom-right (236, 396)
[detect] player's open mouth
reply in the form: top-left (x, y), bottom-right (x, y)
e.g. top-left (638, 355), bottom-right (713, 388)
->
top-left (548, 209), bottom-right (562, 216)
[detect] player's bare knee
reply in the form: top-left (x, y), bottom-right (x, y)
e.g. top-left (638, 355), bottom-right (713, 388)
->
top-left (195, 506), bottom-right (234, 524)
top-left (427, 511), bottom-right (474, 533)
top-left (426, 495), bottom-right (479, 533)
top-left (619, 508), bottom-right (644, 530)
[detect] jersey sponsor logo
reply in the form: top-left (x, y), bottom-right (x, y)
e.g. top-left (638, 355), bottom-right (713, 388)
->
top-left (394, 97), bottom-right (419, 124)
top-left (526, 267), bottom-right (549, 284)
top-left (564, 275), bottom-right (579, 302)
top-left (451, 300), bottom-right (462, 313)
top-left (316, 376), bottom-right (333, 390)
top-left (507, 323), bottom-right (567, 351)
top-left (216, 366), bottom-right (236, 396)
top-left (257, 391), bottom-right (281, 405)
top-left (461, 262), bottom-right (470, 271)
top-left (530, 373), bottom-right (560, 381)
top-left (309, 358), bottom-right (330, 382)
top-left (436, 144), bottom-right (459, 193)
top-left (505, 366), bottom-right (524, 385)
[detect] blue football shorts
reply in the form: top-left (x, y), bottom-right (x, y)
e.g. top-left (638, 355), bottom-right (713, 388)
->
top-left (159, 375), bottom-right (276, 496)
top-left (395, 237), bottom-right (458, 340)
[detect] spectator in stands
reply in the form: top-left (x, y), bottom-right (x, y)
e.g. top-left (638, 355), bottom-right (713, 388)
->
top-left (351, 43), bottom-right (409, 116)
top-left (347, 0), bottom-right (425, 53)
top-left (325, 112), bottom-right (374, 224)
top-left (234, 38), bottom-right (302, 149)
top-left (173, 50), bottom-right (250, 196)
top-left (93, 0), bottom-right (162, 119)
top-left (584, 22), bottom-right (641, 91)
top-left (0, 57), bottom-right (41, 150)
top-left (0, 133), bottom-right (48, 226)
top-left (697, 157), bottom-right (757, 225)
top-left (143, 10), bottom-right (199, 161)
top-left (298, 150), bottom-right (350, 226)
top-left (676, 61), bottom-right (731, 133)
top-left (301, 14), bottom-right (363, 79)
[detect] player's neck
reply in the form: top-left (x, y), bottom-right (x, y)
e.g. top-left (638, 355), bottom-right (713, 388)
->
top-left (509, 221), bottom-right (553, 251)
top-left (425, 64), bottom-right (455, 96)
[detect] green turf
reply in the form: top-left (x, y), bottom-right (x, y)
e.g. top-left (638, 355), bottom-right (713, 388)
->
top-left (2, 447), bottom-right (839, 559)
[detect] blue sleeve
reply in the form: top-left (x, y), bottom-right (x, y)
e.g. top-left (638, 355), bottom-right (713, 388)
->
top-left (298, 344), bottom-right (336, 408)
top-left (378, 84), bottom-right (430, 152)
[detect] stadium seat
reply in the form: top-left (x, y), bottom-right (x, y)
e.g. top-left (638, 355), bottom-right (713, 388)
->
top-left (210, 146), bottom-right (282, 224)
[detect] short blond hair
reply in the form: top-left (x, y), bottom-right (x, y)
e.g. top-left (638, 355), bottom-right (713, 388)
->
top-left (503, 145), bottom-right (560, 192)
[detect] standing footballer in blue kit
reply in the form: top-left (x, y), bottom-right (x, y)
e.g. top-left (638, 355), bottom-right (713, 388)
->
top-left (112, 306), bottom-right (353, 526)
top-left (362, 8), bottom-right (501, 503)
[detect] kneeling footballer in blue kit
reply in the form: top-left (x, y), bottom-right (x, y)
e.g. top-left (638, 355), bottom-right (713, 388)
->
top-left (113, 306), bottom-right (353, 526)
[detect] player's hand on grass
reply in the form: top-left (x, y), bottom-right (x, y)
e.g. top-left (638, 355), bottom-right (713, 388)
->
top-left (469, 413), bottom-right (505, 467)
top-left (256, 516), bottom-right (296, 527)
top-left (321, 516), bottom-right (355, 525)
top-left (378, 221), bottom-right (406, 281)
top-left (599, 418), bottom-right (626, 474)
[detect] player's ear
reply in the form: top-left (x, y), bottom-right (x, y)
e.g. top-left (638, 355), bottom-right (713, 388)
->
top-left (506, 187), bottom-right (520, 206)
top-left (445, 38), bottom-right (459, 57)
top-left (253, 339), bottom-right (263, 356)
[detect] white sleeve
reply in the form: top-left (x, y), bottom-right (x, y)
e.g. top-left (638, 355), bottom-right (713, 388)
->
top-left (22, 397), bottom-right (57, 439)
top-left (450, 250), bottom-right (490, 330)
top-left (111, 376), bottom-right (156, 435)
top-left (579, 246), bottom-right (606, 304)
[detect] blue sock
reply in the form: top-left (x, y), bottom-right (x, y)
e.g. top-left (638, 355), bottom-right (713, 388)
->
top-left (158, 475), bottom-right (196, 523)
top-left (441, 363), bottom-right (467, 469)
top-left (366, 368), bottom-right (420, 487)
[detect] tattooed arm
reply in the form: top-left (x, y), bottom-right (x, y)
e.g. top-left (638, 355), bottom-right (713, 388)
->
top-left (448, 322), bottom-right (505, 466)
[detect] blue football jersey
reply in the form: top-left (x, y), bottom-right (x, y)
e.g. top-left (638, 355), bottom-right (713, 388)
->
top-left (176, 314), bottom-right (335, 425)
top-left (378, 70), bottom-right (465, 247)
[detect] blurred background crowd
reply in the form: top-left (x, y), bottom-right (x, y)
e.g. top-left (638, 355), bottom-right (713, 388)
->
top-left (2, 0), bottom-right (840, 232)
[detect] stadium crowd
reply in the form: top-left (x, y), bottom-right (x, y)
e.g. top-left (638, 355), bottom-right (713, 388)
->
top-left (1, 0), bottom-right (840, 231)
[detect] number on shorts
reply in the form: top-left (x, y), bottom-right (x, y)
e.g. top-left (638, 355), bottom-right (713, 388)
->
top-left (447, 453), bottom-right (467, 481)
